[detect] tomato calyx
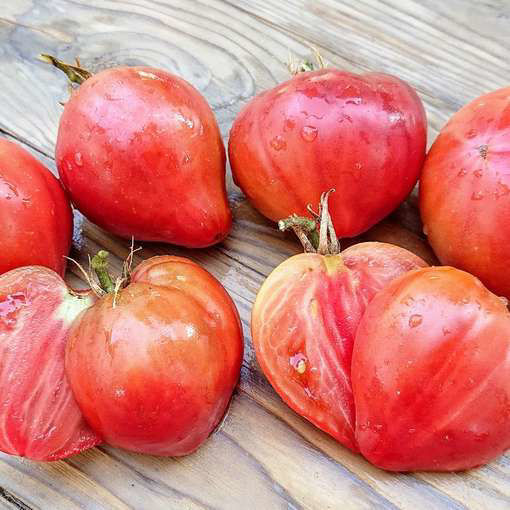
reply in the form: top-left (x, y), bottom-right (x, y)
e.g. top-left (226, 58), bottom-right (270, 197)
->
top-left (90, 250), bottom-right (117, 294)
top-left (287, 47), bottom-right (326, 76)
top-left (278, 189), bottom-right (340, 255)
top-left (39, 54), bottom-right (92, 86)
top-left (66, 244), bottom-right (139, 301)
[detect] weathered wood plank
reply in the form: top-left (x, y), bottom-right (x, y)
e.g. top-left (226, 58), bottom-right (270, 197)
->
top-left (0, 0), bottom-right (509, 508)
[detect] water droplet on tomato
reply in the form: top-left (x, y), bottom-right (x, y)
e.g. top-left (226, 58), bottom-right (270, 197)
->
top-left (471, 191), bottom-right (484, 200)
top-left (270, 135), bottom-right (287, 151)
top-left (423, 225), bottom-right (429, 235)
top-left (182, 153), bottom-right (191, 164)
top-left (74, 152), bottom-right (83, 166)
top-left (0, 175), bottom-right (19, 199)
top-left (388, 112), bottom-right (402, 123)
top-left (494, 181), bottom-right (510, 198)
top-left (301, 126), bottom-right (318, 142)
top-left (402, 296), bottom-right (415, 306)
top-left (346, 97), bottom-right (362, 105)
top-left (290, 353), bottom-right (307, 374)
top-left (284, 118), bottom-right (296, 132)
top-left (409, 314), bottom-right (423, 328)
top-left (175, 113), bottom-right (194, 129)
top-left (442, 327), bottom-right (451, 336)
top-left (473, 169), bottom-right (483, 178)
top-left (466, 129), bottom-right (477, 139)
top-left (0, 292), bottom-right (27, 328)
top-left (408, 428), bottom-right (416, 434)
top-left (457, 168), bottom-right (467, 177)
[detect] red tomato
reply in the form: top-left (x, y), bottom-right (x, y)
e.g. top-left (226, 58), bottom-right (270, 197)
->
top-left (353, 266), bottom-right (510, 471)
top-left (229, 68), bottom-right (427, 237)
top-left (54, 63), bottom-right (231, 247)
top-left (0, 139), bottom-right (72, 275)
top-left (251, 193), bottom-right (427, 450)
top-left (0, 267), bottom-right (100, 460)
top-left (420, 87), bottom-right (510, 298)
top-left (66, 255), bottom-right (243, 456)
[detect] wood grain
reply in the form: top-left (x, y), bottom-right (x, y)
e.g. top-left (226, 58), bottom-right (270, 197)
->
top-left (0, 0), bottom-right (509, 508)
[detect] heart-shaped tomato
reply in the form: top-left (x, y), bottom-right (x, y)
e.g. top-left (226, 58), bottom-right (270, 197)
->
top-left (229, 66), bottom-right (426, 238)
top-left (65, 255), bottom-right (243, 456)
top-left (353, 266), bottom-right (510, 471)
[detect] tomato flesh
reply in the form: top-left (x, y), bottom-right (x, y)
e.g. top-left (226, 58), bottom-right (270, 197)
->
top-left (353, 266), bottom-right (510, 471)
top-left (0, 267), bottom-right (100, 461)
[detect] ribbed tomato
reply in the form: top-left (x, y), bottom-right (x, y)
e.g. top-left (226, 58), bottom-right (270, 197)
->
top-left (0, 139), bottom-right (72, 275)
top-left (229, 64), bottom-right (426, 238)
top-left (0, 267), bottom-right (99, 461)
top-left (420, 87), bottom-right (510, 297)
top-left (353, 266), bottom-right (510, 471)
top-left (43, 55), bottom-right (231, 248)
top-left (65, 254), bottom-right (243, 456)
top-left (251, 192), bottom-right (427, 450)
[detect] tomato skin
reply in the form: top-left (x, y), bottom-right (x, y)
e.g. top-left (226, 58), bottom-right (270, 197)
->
top-left (251, 242), bottom-right (426, 451)
top-left (353, 266), bottom-right (510, 472)
top-left (65, 256), bottom-right (243, 456)
top-left (56, 67), bottom-right (231, 248)
top-left (0, 139), bottom-right (72, 276)
top-left (420, 88), bottom-right (510, 298)
top-left (0, 267), bottom-right (100, 461)
top-left (229, 69), bottom-right (426, 237)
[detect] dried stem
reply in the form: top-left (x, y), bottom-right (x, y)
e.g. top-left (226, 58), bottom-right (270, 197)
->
top-left (278, 190), bottom-right (340, 255)
top-left (39, 54), bottom-right (92, 85)
top-left (287, 46), bottom-right (326, 75)
top-left (90, 251), bottom-right (115, 294)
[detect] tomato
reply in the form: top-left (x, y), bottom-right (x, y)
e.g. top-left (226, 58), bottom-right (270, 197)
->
top-left (229, 66), bottom-right (427, 237)
top-left (0, 139), bottom-right (72, 276)
top-left (420, 87), bottom-right (510, 298)
top-left (45, 56), bottom-right (231, 248)
top-left (353, 266), bottom-right (510, 471)
top-left (251, 192), bottom-right (427, 450)
top-left (65, 254), bottom-right (243, 456)
top-left (0, 266), bottom-right (100, 460)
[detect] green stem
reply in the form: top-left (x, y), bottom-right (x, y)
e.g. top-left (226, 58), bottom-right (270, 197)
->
top-left (278, 215), bottom-right (319, 250)
top-left (39, 54), bottom-right (92, 85)
top-left (296, 60), bottom-right (315, 73)
top-left (90, 251), bottom-right (115, 294)
top-left (277, 190), bottom-right (340, 255)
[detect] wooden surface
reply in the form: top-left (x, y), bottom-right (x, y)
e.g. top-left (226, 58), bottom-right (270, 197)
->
top-left (0, 0), bottom-right (509, 508)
